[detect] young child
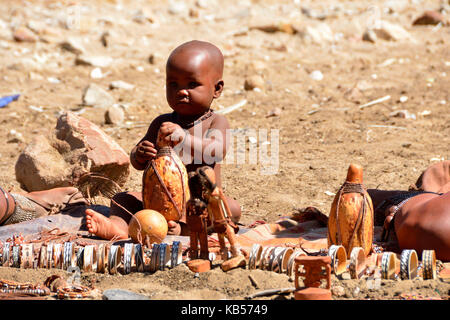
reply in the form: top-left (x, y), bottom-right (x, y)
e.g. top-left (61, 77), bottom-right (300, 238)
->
top-left (85, 40), bottom-right (241, 240)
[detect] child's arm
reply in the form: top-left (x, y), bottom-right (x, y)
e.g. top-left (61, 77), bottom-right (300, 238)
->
top-left (130, 116), bottom-right (168, 170)
top-left (159, 114), bottom-right (230, 163)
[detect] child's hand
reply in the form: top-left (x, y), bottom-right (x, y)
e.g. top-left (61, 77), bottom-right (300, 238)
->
top-left (167, 220), bottom-right (181, 235)
top-left (135, 140), bottom-right (157, 163)
top-left (158, 122), bottom-right (186, 148)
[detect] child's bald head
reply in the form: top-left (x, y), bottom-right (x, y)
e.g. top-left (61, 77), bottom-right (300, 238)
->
top-left (167, 40), bottom-right (224, 81)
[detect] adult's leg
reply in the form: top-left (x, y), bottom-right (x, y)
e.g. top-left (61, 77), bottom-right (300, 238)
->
top-left (394, 192), bottom-right (450, 261)
top-left (412, 160), bottom-right (450, 194)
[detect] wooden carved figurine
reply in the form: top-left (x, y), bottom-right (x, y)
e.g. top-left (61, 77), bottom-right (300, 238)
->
top-left (186, 171), bottom-right (210, 260)
top-left (327, 164), bottom-right (374, 256)
top-left (186, 166), bottom-right (244, 271)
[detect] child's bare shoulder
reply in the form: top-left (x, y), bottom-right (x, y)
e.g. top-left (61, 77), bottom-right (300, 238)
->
top-left (210, 112), bottom-right (229, 129)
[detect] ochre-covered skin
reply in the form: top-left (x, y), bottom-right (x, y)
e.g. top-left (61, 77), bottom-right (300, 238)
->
top-left (327, 164), bottom-right (374, 256)
top-left (142, 147), bottom-right (190, 222)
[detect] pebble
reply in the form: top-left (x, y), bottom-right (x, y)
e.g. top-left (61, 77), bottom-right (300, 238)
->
top-left (60, 38), bottom-right (85, 55)
top-left (309, 70), bottom-right (323, 81)
top-left (82, 83), bottom-right (115, 108)
top-left (340, 272), bottom-right (351, 280)
top-left (76, 55), bottom-right (114, 68)
top-left (399, 96), bottom-right (408, 103)
top-left (389, 109), bottom-right (416, 120)
top-left (7, 129), bottom-right (24, 143)
top-left (103, 289), bottom-right (149, 300)
top-left (266, 107), bottom-right (282, 117)
top-left (13, 26), bottom-right (38, 42)
top-left (105, 105), bottom-right (125, 125)
top-left (168, 1), bottom-right (187, 15)
top-left (109, 80), bottom-right (135, 90)
top-left (364, 21), bottom-right (413, 42)
top-left (331, 286), bottom-right (345, 297)
top-left (90, 67), bottom-right (104, 79)
top-left (413, 11), bottom-right (447, 26)
top-left (244, 75), bottom-right (265, 90)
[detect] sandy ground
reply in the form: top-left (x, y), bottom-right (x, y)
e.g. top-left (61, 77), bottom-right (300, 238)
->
top-left (0, 0), bottom-right (449, 300)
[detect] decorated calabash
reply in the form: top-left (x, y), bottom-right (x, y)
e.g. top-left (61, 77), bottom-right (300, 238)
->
top-left (142, 146), bottom-right (190, 222)
top-left (327, 164), bottom-right (374, 256)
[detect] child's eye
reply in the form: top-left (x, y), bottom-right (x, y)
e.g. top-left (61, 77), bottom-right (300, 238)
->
top-left (188, 81), bottom-right (199, 89)
top-left (168, 81), bottom-right (178, 89)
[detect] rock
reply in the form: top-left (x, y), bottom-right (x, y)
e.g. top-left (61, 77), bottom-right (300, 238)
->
top-left (221, 255), bottom-right (246, 272)
top-left (413, 11), bottom-right (447, 26)
top-left (105, 105), bottom-right (125, 125)
top-left (109, 80), bottom-right (135, 90)
top-left (340, 272), bottom-right (351, 280)
top-left (13, 26), bottom-right (38, 42)
top-left (266, 107), bottom-right (282, 117)
top-left (82, 83), bottom-right (115, 108)
top-left (15, 135), bottom-right (71, 191)
top-left (331, 285), bottom-right (345, 297)
top-left (60, 38), bottom-right (86, 55)
top-left (389, 109), bottom-right (416, 120)
top-left (75, 55), bottom-right (114, 68)
top-left (309, 70), bottom-right (323, 81)
top-left (7, 129), bottom-right (25, 143)
top-left (295, 23), bottom-right (334, 44)
top-left (366, 21), bottom-right (413, 42)
top-left (15, 112), bottom-right (130, 193)
top-left (168, 1), bottom-right (187, 15)
top-left (244, 75), bottom-right (265, 90)
top-left (362, 29), bottom-right (377, 43)
top-left (103, 289), bottom-right (149, 300)
top-left (250, 22), bottom-right (295, 34)
top-left (90, 68), bottom-right (104, 79)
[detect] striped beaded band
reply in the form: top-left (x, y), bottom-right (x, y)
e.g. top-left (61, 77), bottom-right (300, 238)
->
top-left (328, 245), bottom-right (347, 275)
top-left (287, 250), bottom-right (306, 278)
top-left (159, 243), bottom-right (167, 271)
top-left (349, 247), bottom-right (366, 279)
top-left (11, 245), bottom-right (20, 268)
top-left (2, 242), bottom-right (11, 267)
top-left (123, 243), bottom-right (135, 274)
top-left (20, 244), bottom-right (33, 269)
top-left (381, 252), bottom-right (396, 279)
top-left (277, 247), bottom-right (294, 274)
top-left (134, 244), bottom-right (144, 272)
top-left (259, 246), bottom-right (274, 270)
top-left (108, 245), bottom-right (121, 275)
top-left (170, 241), bottom-right (181, 269)
top-left (422, 250), bottom-right (436, 280)
top-left (400, 249), bottom-right (418, 280)
top-left (248, 244), bottom-right (262, 270)
top-left (53, 243), bottom-right (63, 269)
top-left (149, 244), bottom-right (159, 272)
top-left (269, 247), bottom-right (285, 272)
top-left (76, 246), bottom-right (84, 269)
top-left (63, 242), bottom-right (76, 270)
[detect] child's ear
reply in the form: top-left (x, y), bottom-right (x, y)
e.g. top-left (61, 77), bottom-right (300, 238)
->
top-left (213, 80), bottom-right (224, 98)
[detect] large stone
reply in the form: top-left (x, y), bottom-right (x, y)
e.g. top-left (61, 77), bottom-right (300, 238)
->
top-left (15, 135), bottom-right (72, 191)
top-left (13, 26), bottom-right (38, 42)
top-left (75, 54), bottom-right (113, 68)
top-left (15, 112), bottom-right (130, 194)
top-left (367, 21), bottom-right (414, 42)
top-left (82, 83), bottom-right (115, 108)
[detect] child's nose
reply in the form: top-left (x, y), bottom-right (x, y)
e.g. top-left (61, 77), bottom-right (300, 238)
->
top-left (177, 88), bottom-right (189, 97)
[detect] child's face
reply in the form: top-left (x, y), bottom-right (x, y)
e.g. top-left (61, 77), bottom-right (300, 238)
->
top-left (166, 51), bottom-right (222, 117)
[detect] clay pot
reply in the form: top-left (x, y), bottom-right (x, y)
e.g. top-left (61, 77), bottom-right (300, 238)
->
top-left (142, 146), bottom-right (190, 221)
top-left (327, 164), bottom-right (374, 256)
top-left (128, 209), bottom-right (168, 244)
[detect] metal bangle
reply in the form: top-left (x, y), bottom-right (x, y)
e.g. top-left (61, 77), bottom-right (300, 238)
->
top-left (83, 245), bottom-right (96, 272)
top-left (63, 242), bottom-right (75, 270)
top-left (278, 247), bottom-right (293, 274)
top-left (38, 245), bottom-right (47, 268)
top-left (76, 246), bottom-right (84, 269)
top-left (381, 252), bottom-right (396, 280)
top-left (170, 241), bottom-right (181, 269)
